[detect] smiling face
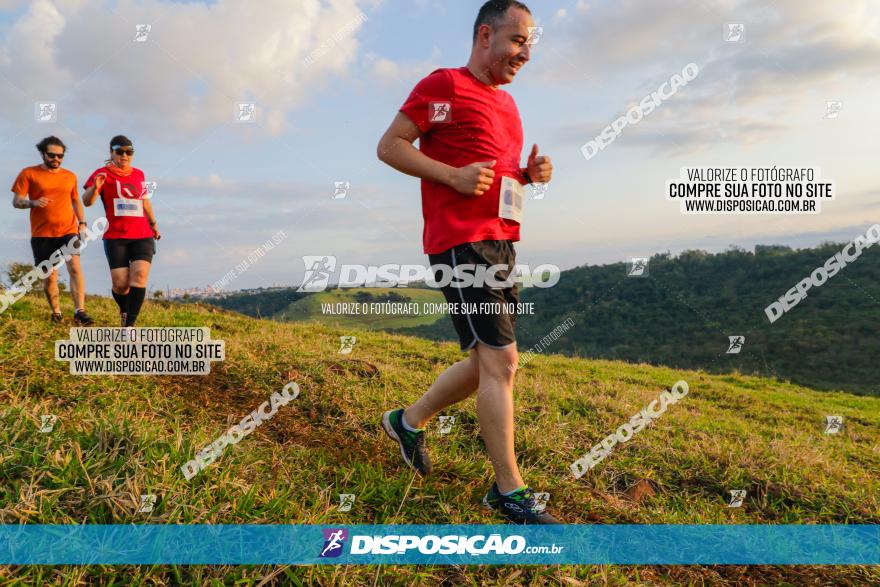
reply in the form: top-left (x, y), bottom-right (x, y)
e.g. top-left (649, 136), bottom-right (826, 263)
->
top-left (476, 6), bottom-right (534, 85)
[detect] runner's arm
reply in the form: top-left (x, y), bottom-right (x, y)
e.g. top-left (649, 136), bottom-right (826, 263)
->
top-left (12, 193), bottom-right (49, 208)
top-left (377, 113), bottom-right (495, 196)
top-left (11, 192), bottom-right (34, 209)
top-left (11, 172), bottom-right (47, 208)
top-left (144, 199), bottom-right (161, 239)
top-left (144, 198), bottom-right (157, 227)
top-left (82, 185), bottom-right (99, 206)
top-left (377, 112), bottom-right (454, 186)
top-left (71, 185), bottom-right (86, 224)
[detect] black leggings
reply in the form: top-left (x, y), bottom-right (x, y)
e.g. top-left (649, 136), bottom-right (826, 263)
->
top-left (103, 238), bottom-right (156, 269)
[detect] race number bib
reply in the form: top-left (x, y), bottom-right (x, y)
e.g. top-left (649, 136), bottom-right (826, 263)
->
top-left (498, 176), bottom-right (524, 222)
top-left (114, 198), bottom-right (144, 217)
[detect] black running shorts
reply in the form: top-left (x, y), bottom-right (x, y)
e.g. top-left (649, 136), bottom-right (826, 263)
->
top-left (31, 234), bottom-right (80, 265)
top-left (103, 238), bottom-right (156, 269)
top-left (428, 240), bottom-right (519, 352)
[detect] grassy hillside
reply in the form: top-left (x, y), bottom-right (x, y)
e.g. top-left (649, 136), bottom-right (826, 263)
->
top-left (197, 287), bottom-right (308, 319)
top-left (1, 293), bottom-right (879, 586)
top-left (272, 287), bottom-right (446, 330)
top-left (202, 243), bottom-right (880, 396)
top-left (399, 243), bottom-right (880, 396)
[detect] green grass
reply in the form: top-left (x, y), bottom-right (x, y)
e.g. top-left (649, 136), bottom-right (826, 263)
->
top-left (272, 287), bottom-right (446, 329)
top-left (1, 293), bottom-right (879, 586)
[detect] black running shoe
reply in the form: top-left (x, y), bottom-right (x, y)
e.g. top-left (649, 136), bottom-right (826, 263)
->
top-left (50, 313), bottom-right (63, 324)
top-left (483, 483), bottom-right (562, 524)
top-left (73, 310), bottom-right (95, 326)
top-left (381, 408), bottom-right (432, 476)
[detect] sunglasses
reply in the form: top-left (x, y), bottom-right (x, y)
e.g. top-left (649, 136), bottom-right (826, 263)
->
top-left (113, 148), bottom-right (135, 156)
top-left (45, 152), bottom-right (64, 160)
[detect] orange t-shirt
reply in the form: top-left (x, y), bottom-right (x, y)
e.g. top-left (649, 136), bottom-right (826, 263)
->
top-left (10, 165), bottom-right (79, 237)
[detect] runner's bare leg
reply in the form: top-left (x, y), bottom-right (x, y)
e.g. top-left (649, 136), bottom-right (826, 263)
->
top-left (110, 267), bottom-right (130, 295)
top-left (404, 350), bottom-right (479, 428)
top-left (42, 269), bottom-right (61, 314)
top-left (66, 256), bottom-right (85, 310)
top-left (474, 343), bottom-right (525, 494)
top-left (128, 260), bottom-right (152, 288)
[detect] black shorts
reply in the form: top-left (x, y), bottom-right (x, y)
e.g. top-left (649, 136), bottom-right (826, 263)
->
top-left (103, 238), bottom-right (156, 270)
top-left (31, 234), bottom-right (80, 265)
top-left (428, 240), bottom-right (519, 352)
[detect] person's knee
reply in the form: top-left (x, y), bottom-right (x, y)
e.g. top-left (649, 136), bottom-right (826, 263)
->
top-left (112, 281), bottom-right (130, 294)
top-left (129, 267), bottom-right (149, 286)
top-left (479, 346), bottom-right (518, 385)
top-left (505, 353), bottom-right (519, 377)
top-left (498, 346), bottom-right (518, 374)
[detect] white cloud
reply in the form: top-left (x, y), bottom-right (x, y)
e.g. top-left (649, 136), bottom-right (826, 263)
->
top-left (0, 0), bottom-right (372, 138)
top-left (368, 46), bottom-right (442, 87)
top-left (1, 1), bottom-right (71, 91)
top-left (553, 0), bottom-right (880, 88)
top-left (371, 57), bottom-right (400, 79)
top-left (544, 0), bottom-right (880, 152)
top-left (0, 0), bottom-right (29, 9)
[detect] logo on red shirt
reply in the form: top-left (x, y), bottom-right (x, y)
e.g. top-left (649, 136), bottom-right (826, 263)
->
top-left (429, 102), bottom-right (451, 123)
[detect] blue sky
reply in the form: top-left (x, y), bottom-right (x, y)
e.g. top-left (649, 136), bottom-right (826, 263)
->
top-left (1, 0), bottom-right (878, 294)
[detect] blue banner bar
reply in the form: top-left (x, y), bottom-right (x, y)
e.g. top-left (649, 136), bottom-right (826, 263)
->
top-left (1, 525), bottom-right (878, 565)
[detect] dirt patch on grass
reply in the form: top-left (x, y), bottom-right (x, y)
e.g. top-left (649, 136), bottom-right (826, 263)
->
top-left (323, 359), bottom-right (381, 379)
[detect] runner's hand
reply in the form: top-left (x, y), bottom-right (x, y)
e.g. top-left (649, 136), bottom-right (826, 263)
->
top-left (31, 197), bottom-right (51, 208)
top-left (526, 144), bottom-right (552, 183)
top-left (449, 160), bottom-right (496, 197)
top-left (152, 225), bottom-right (161, 240)
top-left (93, 174), bottom-right (106, 191)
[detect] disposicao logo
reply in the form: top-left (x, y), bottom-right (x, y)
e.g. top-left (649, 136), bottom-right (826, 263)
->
top-left (320, 528), bottom-right (348, 558)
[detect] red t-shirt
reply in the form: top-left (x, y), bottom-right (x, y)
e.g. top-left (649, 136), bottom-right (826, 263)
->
top-left (399, 67), bottom-right (526, 254)
top-left (84, 166), bottom-right (153, 240)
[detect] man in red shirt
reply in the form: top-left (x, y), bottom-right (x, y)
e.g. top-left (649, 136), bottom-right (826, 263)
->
top-left (377, 0), bottom-right (558, 524)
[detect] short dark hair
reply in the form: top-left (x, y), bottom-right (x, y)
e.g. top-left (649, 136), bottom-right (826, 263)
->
top-left (109, 134), bottom-right (133, 149)
top-left (473, 0), bottom-right (531, 43)
top-left (36, 136), bottom-right (66, 154)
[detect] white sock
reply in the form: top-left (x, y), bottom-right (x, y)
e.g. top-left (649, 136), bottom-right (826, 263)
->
top-left (400, 411), bottom-right (423, 432)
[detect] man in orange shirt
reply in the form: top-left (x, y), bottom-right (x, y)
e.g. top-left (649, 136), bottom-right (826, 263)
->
top-left (10, 136), bottom-right (94, 325)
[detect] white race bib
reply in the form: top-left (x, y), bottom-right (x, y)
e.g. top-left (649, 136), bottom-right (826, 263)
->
top-left (114, 198), bottom-right (144, 217)
top-left (499, 176), bottom-right (524, 222)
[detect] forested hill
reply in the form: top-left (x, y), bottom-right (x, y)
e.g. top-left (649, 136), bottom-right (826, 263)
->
top-left (198, 240), bottom-right (879, 396)
top-left (400, 242), bottom-right (880, 396)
